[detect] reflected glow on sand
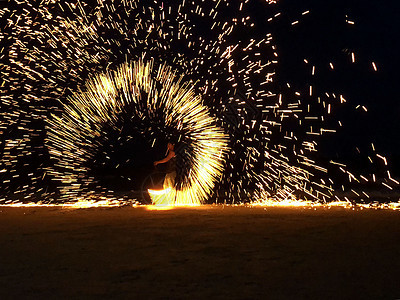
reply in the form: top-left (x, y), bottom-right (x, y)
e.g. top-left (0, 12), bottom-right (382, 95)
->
top-left (0, 198), bottom-right (399, 210)
top-left (252, 199), bottom-right (400, 210)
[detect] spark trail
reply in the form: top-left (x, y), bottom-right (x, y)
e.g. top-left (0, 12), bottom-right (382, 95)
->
top-left (47, 60), bottom-right (228, 204)
top-left (0, 0), bottom-right (397, 206)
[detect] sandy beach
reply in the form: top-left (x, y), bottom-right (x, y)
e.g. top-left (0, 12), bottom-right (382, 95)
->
top-left (0, 205), bottom-right (399, 299)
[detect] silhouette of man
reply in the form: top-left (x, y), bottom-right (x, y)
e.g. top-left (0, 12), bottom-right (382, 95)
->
top-left (154, 142), bottom-right (176, 189)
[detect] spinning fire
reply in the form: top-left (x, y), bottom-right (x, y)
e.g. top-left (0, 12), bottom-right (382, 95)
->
top-left (0, 0), bottom-right (398, 208)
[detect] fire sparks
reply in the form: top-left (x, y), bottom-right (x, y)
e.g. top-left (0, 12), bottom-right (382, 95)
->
top-left (47, 60), bottom-right (228, 205)
top-left (0, 0), bottom-right (397, 208)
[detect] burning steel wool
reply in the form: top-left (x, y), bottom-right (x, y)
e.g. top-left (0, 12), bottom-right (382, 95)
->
top-left (0, 0), bottom-right (398, 207)
top-left (47, 60), bottom-right (228, 205)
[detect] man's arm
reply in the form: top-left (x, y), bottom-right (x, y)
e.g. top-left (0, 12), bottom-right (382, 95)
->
top-left (154, 151), bottom-right (175, 165)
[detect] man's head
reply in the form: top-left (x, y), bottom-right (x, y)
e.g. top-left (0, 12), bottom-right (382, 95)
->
top-left (167, 142), bottom-right (175, 151)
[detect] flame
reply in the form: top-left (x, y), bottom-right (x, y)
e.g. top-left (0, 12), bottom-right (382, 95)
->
top-left (147, 188), bottom-right (202, 208)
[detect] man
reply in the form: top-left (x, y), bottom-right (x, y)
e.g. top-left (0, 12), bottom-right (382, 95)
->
top-left (154, 142), bottom-right (176, 189)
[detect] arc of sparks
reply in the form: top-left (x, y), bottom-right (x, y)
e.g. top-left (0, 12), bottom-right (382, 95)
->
top-left (46, 59), bottom-right (229, 205)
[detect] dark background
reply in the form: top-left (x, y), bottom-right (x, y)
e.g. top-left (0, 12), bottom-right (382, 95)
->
top-left (270, 0), bottom-right (400, 175)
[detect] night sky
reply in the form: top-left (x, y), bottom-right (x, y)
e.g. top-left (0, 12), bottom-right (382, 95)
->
top-left (272, 0), bottom-right (400, 175)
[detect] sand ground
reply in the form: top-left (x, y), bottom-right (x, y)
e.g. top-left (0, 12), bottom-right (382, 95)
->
top-left (0, 205), bottom-right (399, 299)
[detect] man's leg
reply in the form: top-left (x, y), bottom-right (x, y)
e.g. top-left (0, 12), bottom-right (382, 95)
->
top-left (163, 172), bottom-right (176, 189)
